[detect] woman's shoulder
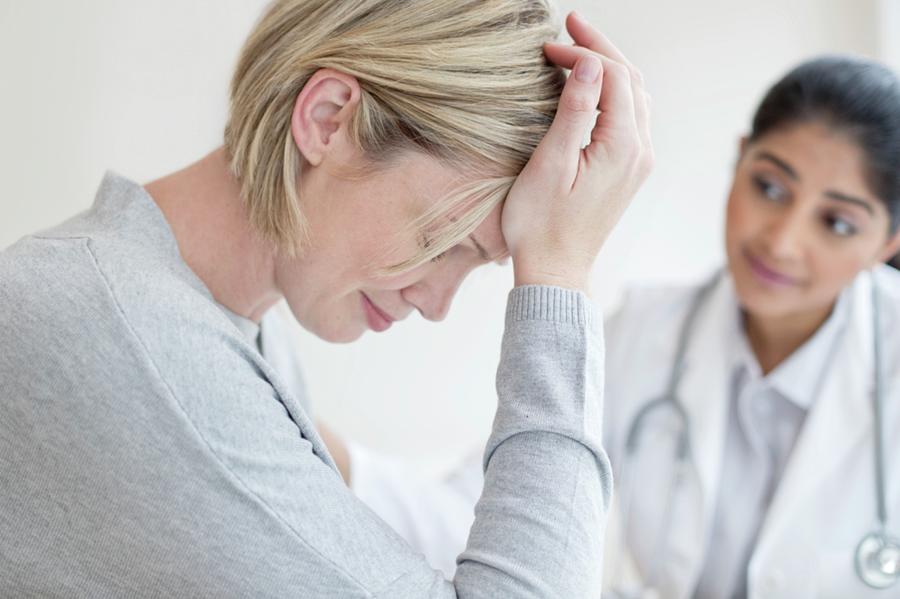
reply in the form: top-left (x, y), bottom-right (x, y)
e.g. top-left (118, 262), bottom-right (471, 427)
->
top-left (603, 273), bottom-right (721, 378)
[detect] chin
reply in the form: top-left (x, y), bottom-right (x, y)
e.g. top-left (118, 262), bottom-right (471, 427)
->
top-left (309, 322), bottom-right (366, 344)
top-left (733, 276), bottom-right (818, 323)
top-left (284, 301), bottom-right (365, 344)
top-left (325, 330), bottom-right (365, 344)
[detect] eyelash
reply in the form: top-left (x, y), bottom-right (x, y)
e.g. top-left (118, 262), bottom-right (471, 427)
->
top-left (421, 233), bottom-right (450, 264)
top-left (753, 175), bottom-right (787, 203)
top-left (824, 214), bottom-right (858, 237)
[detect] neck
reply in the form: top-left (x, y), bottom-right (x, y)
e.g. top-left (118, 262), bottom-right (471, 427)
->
top-left (145, 147), bottom-right (281, 323)
top-left (743, 301), bottom-right (834, 375)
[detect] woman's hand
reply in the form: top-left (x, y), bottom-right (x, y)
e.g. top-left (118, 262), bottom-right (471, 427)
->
top-left (502, 12), bottom-right (653, 292)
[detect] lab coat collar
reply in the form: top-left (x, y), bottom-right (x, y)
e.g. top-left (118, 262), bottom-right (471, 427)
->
top-left (765, 292), bottom-right (850, 412)
top-left (661, 270), bottom-right (739, 598)
top-left (751, 269), bottom-right (875, 567)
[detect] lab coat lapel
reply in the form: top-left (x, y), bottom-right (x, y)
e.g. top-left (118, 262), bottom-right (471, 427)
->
top-left (753, 272), bottom-right (873, 565)
top-left (663, 274), bottom-right (737, 598)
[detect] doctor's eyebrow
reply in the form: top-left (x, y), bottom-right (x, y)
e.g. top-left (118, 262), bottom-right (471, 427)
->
top-left (755, 151), bottom-right (798, 180)
top-left (755, 151), bottom-right (875, 215)
top-left (824, 191), bottom-right (875, 215)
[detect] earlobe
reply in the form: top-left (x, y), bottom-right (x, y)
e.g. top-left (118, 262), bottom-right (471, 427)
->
top-left (290, 69), bottom-right (361, 167)
top-left (733, 135), bottom-right (749, 173)
top-left (876, 228), bottom-right (900, 265)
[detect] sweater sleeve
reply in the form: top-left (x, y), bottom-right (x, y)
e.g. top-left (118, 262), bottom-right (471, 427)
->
top-left (1, 230), bottom-right (612, 598)
top-left (448, 285), bottom-right (611, 597)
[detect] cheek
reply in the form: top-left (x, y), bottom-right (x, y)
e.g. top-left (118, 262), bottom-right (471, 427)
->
top-left (806, 243), bottom-right (871, 290)
top-left (724, 187), bottom-right (757, 263)
top-left (365, 270), bottom-right (420, 291)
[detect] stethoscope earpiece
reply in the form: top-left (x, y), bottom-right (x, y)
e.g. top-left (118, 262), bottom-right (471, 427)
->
top-left (856, 531), bottom-right (900, 589)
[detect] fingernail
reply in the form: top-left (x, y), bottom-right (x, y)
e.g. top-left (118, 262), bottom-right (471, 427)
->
top-left (574, 55), bottom-right (601, 83)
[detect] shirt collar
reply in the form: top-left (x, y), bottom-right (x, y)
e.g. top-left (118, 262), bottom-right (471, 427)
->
top-left (731, 285), bottom-right (850, 412)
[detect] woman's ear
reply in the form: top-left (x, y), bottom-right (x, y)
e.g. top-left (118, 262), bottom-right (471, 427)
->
top-left (734, 135), bottom-right (749, 171)
top-left (290, 69), bottom-right (362, 167)
top-left (877, 227), bottom-right (900, 265)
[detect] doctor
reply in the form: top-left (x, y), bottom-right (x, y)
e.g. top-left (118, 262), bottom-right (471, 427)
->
top-left (322, 55), bottom-right (900, 598)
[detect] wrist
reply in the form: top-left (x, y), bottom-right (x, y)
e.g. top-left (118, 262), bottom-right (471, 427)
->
top-left (512, 258), bottom-right (591, 293)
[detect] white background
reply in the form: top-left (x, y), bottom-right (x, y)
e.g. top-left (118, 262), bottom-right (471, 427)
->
top-left (1, 0), bottom-right (895, 462)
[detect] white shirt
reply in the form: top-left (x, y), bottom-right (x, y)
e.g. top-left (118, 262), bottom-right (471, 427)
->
top-left (693, 295), bottom-right (849, 599)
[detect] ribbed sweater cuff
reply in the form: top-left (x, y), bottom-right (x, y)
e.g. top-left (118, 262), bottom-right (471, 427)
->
top-left (506, 285), bottom-right (594, 328)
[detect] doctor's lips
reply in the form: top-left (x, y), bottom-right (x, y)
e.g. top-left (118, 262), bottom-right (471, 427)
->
top-left (361, 292), bottom-right (396, 332)
top-left (743, 249), bottom-right (800, 287)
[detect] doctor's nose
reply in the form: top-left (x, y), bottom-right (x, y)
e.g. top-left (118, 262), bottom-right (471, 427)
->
top-left (763, 207), bottom-right (808, 261)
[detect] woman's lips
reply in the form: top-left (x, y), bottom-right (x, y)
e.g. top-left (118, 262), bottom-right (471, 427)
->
top-left (361, 293), bottom-right (394, 332)
top-left (743, 249), bottom-right (799, 287)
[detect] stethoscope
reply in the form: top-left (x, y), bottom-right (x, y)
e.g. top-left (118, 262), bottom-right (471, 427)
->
top-left (610, 270), bottom-right (900, 597)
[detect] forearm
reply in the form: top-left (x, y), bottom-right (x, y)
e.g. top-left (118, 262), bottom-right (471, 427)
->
top-left (454, 285), bottom-right (611, 597)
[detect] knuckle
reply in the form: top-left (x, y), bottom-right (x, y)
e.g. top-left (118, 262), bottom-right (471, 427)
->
top-left (628, 65), bottom-right (645, 85)
top-left (638, 148), bottom-right (655, 177)
top-left (535, 146), bottom-right (572, 182)
top-left (607, 60), bottom-right (630, 80)
top-left (561, 91), bottom-right (597, 115)
top-left (619, 140), bottom-right (643, 166)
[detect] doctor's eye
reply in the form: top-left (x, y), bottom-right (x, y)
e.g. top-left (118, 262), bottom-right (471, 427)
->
top-left (431, 250), bottom-right (448, 263)
top-left (824, 213), bottom-right (858, 237)
top-left (753, 175), bottom-right (789, 203)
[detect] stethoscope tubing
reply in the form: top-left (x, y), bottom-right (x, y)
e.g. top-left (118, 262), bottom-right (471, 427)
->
top-left (614, 268), bottom-right (897, 593)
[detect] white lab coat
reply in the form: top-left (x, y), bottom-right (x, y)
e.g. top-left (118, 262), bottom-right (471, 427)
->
top-left (602, 265), bottom-right (900, 598)
top-left (346, 265), bottom-right (900, 598)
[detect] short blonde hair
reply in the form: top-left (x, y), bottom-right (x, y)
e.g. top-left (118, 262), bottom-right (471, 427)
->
top-left (225, 0), bottom-right (563, 270)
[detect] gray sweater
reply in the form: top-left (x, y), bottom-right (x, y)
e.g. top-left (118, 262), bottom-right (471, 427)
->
top-left (0, 173), bottom-right (611, 598)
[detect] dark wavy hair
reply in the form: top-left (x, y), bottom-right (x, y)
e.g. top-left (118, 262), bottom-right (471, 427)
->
top-left (749, 56), bottom-right (900, 232)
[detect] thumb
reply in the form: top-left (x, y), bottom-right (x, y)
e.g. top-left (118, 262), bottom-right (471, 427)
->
top-left (539, 54), bottom-right (603, 162)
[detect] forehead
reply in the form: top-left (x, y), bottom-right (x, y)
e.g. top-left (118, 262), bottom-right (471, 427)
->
top-left (371, 151), bottom-right (462, 215)
top-left (384, 151), bottom-right (507, 252)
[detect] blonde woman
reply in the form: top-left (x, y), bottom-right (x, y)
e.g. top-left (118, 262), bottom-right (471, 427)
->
top-left (0, 3), bottom-right (651, 598)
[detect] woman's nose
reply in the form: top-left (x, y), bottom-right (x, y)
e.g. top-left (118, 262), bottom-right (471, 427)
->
top-left (402, 262), bottom-right (471, 322)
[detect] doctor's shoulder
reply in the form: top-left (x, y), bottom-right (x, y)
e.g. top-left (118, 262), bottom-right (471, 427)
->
top-left (875, 263), bottom-right (900, 306)
top-left (604, 276), bottom-right (713, 366)
top-left (873, 264), bottom-right (900, 394)
top-left (874, 264), bottom-right (900, 351)
top-left (600, 277), bottom-right (709, 459)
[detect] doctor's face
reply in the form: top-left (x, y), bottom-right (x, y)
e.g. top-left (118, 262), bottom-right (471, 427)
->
top-left (725, 122), bottom-right (897, 321)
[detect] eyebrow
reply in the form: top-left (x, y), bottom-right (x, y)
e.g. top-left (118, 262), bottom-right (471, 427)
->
top-left (754, 150), bottom-right (876, 216)
top-left (824, 191), bottom-right (875, 215)
top-left (756, 152), bottom-right (798, 180)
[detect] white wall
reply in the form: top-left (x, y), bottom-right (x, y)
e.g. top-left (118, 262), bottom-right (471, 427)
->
top-left (880, 0), bottom-right (900, 71)
top-left (0, 1), bottom-right (883, 461)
